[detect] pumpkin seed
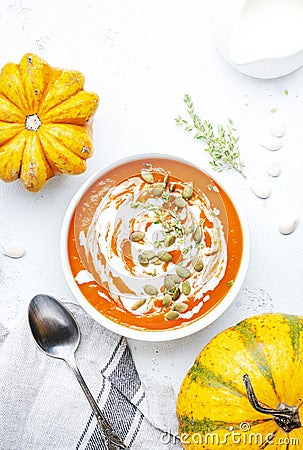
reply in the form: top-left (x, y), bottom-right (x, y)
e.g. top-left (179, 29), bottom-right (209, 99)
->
top-left (164, 235), bottom-right (175, 247)
top-left (260, 135), bottom-right (282, 151)
top-left (3, 244), bottom-right (26, 259)
top-left (193, 255), bottom-right (204, 272)
top-left (173, 275), bottom-right (182, 285)
top-left (130, 231), bottom-right (145, 242)
top-left (172, 287), bottom-right (181, 301)
top-left (176, 266), bottom-right (191, 279)
top-left (162, 293), bottom-right (172, 307)
top-left (141, 169), bottom-right (154, 184)
top-left (165, 310), bottom-right (179, 321)
top-left (182, 182), bottom-right (194, 200)
top-left (265, 158), bottom-right (281, 178)
top-left (158, 251), bottom-right (173, 262)
top-left (142, 250), bottom-right (155, 260)
top-left (131, 299), bottom-right (146, 311)
top-left (152, 183), bottom-right (165, 197)
top-left (278, 214), bottom-right (299, 235)
top-left (150, 256), bottom-right (161, 265)
top-left (182, 281), bottom-right (191, 296)
top-left (138, 254), bottom-right (149, 266)
top-left (163, 174), bottom-right (169, 186)
top-left (143, 284), bottom-right (158, 296)
top-left (173, 302), bottom-right (189, 313)
top-left (194, 225), bottom-right (203, 244)
top-left (168, 285), bottom-right (177, 295)
top-left (174, 197), bottom-right (187, 208)
top-left (249, 179), bottom-right (272, 199)
top-left (164, 275), bottom-right (176, 291)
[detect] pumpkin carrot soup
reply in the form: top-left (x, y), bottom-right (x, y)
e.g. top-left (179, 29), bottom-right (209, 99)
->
top-left (67, 157), bottom-right (244, 331)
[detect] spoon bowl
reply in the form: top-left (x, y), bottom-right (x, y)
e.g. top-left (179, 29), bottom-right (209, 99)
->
top-left (28, 294), bottom-right (126, 449)
top-left (28, 294), bottom-right (80, 359)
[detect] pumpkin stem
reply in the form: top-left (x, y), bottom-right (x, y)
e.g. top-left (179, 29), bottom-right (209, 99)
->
top-left (243, 374), bottom-right (301, 433)
top-left (25, 114), bottom-right (42, 132)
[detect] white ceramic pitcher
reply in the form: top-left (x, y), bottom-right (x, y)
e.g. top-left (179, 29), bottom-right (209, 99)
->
top-left (210, 0), bottom-right (303, 78)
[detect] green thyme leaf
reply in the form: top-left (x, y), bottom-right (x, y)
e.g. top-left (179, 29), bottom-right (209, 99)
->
top-left (175, 95), bottom-right (246, 178)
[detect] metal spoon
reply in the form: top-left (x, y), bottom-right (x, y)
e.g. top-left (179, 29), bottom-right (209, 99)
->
top-left (28, 294), bottom-right (127, 449)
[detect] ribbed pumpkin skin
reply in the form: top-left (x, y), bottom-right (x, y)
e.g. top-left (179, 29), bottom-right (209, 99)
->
top-left (177, 313), bottom-right (303, 449)
top-left (0, 53), bottom-right (99, 192)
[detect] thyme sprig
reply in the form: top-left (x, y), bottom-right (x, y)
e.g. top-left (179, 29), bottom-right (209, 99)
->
top-left (148, 203), bottom-right (186, 238)
top-left (130, 200), bottom-right (186, 238)
top-left (175, 94), bottom-right (246, 178)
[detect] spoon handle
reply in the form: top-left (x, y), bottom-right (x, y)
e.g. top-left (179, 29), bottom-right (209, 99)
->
top-left (66, 357), bottom-right (127, 449)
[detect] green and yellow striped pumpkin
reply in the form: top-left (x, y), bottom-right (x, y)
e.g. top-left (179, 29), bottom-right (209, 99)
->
top-left (177, 313), bottom-right (303, 449)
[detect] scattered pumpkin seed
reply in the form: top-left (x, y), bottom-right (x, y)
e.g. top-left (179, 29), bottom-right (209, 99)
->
top-left (158, 251), bottom-right (173, 262)
top-left (162, 293), bottom-right (172, 307)
top-left (168, 285), bottom-right (177, 295)
top-left (131, 299), bottom-right (146, 311)
top-left (164, 234), bottom-right (176, 247)
top-left (150, 256), bottom-right (162, 265)
top-left (278, 214), bottom-right (299, 235)
top-left (174, 197), bottom-right (187, 208)
top-left (182, 182), bottom-right (194, 200)
top-left (194, 225), bottom-right (203, 244)
top-left (193, 255), bottom-right (204, 272)
top-left (172, 287), bottom-right (181, 301)
top-left (152, 183), bottom-right (165, 197)
top-left (143, 284), bottom-right (158, 296)
top-left (130, 231), bottom-right (145, 242)
top-left (163, 174), bottom-right (169, 186)
top-left (182, 281), bottom-right (191, 296)
top-left (141, 169), bottom-right (154, 184)
top-left (142, 250), bottom-right (155, 260)
top-left (176, 266), bottom-right (191, 279)
top-left (173, 302), bottom-right (189, 313)
top-left (138, 254), bottom-right (149, 266)
top-left (164, 274), bottom-right (176, 291)
top-left (173, 275), bottom-right (182, 285)
top-left (165, 310), bottom-right (180, 320)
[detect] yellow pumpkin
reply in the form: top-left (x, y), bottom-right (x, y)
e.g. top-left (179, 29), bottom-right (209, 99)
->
top-left (0, 53), bottom-right (99, 192)
top-left (177, 313), bottom-right (303, 449)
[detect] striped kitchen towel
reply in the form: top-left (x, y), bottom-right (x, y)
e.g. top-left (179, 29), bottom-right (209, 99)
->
top-left (0, 302), bottom-right (182, 450)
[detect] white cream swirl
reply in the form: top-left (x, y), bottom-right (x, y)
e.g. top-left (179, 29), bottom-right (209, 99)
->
top-left (81, 173), bottom-right (227, 313)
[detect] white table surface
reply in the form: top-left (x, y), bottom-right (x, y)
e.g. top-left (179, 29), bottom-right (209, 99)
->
top-left (1, 0), bottom-right (303, 396)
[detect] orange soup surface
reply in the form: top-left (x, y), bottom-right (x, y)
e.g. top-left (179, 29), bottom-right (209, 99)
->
top-left (68, 157), bottom-right (244, 332)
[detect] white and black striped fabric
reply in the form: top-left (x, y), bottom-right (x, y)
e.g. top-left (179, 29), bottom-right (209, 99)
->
top-left (0, 303), bottom-right (182, 450)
